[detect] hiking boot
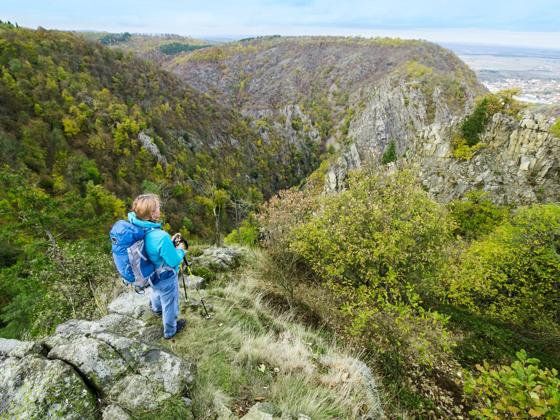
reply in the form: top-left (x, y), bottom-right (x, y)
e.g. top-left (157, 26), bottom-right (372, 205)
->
top-left (164, 319), bottom-right (187, 340)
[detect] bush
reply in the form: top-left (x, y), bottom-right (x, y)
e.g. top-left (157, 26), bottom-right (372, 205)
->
top-left (550, 118), bottom-right (560, 138)
top-left (381, 140), bottom-right (397, 164)
top-left (448, 190), bottom-right (508, 240)
top-left (289, 170), bottom-right (455, 365)
top-left (459, 90), bottom-right (525, 147)
top-left (290, 170), bottom-right (452, 293)
top-left (224, 219), bottom-right (259, 246)
top-left (464, 349), bottom-right (560, 419)
top-left (452, 135), bottom-right (486, 160)
top-left (257, 187), bottom-right (319, 249)
top-left (450, 204), bottom-right (560, 332)
top-left (1, 241), bottom-right (117, 338)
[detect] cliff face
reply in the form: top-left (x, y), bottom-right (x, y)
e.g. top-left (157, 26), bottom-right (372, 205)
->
top-left (414, 112), bottom-right (560, 204)
top-left (327, 111), bottom-right (560, 204)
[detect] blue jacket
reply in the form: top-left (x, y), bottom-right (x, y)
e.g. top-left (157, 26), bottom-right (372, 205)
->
top-left (128, 212), bottom-right (185, 272)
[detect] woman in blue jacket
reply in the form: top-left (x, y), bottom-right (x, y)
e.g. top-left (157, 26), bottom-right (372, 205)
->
top-left (129, 194), bottom-right (187, 339)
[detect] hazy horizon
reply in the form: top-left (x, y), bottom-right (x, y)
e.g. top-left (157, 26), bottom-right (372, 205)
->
top-left (4, 0), bottom-right (560, 50)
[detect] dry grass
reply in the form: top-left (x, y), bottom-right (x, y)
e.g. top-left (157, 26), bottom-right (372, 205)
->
top-left (162, 248), bottom-right (385, 419)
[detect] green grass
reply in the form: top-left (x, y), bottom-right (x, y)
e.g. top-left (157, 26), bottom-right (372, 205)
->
top-left (161, 249), bottom-right (383, 418)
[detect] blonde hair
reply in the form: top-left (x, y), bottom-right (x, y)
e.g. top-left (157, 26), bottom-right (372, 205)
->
top-left (132, 194), bottom-right (160, 221)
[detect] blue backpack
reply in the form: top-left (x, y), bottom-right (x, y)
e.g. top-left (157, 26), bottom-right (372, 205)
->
top-left (110, 220), bottom-right (157, 291)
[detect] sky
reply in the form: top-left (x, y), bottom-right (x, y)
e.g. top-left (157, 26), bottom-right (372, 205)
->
top-left (3, 0), bottom-right (560, 49)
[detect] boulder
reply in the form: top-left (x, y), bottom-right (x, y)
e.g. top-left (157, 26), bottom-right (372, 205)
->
top-left (107, 290), bottom-right (152, 320)
top-left (102, 404), bottom-right (131, 420)
top-left (241, 402), bottom-right (278, 419)
top-left (0, 354), bottom-right (97, 419)
top-left (47, 336), bottom-right (129, 392)
top-left (2, 289), bottom-right (196, 418)
top-left (183, 275), bottom-right (205, 289)
top-left (192, 246), bottom-right (243, 272)
top-left (0, 338), bottom-right (44, 358)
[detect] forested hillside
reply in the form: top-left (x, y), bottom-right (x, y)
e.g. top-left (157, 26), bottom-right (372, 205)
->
top-left (0, 24), bottom-right (314, 338)
top-left (164, 36), bottom-right (485, 172)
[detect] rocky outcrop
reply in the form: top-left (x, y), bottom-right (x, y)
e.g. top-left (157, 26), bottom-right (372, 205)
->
top-left (192, 246), bottom-right (244, 272)
top-left (138, 131), bottom-right (166, 165)
top-left (412, 112), bottom-right (560, 204)
top-left (1, 291), bottom-right (194, 419)
top-left (327, 109), bottom-right (560, 204)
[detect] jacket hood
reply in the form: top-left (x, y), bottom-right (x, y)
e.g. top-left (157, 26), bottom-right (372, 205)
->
top-left (128, 211), bottom-right (162, 229)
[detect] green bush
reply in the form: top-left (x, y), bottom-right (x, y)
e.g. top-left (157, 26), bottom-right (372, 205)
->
top-left (464, 349), bottom-right (560, 419)
top-left (450, 204), bottom-right (560, 332)
top-left (289, 170), bottom-right (455, 365)
top-left (459, 90), bottom-right (525, 147)
top-left (550, 118), bottom-right (560, 138)
top-left (1, 241), bottom-right (116, 338)
top-left (290, 170), bottom-right (452, 292)
top-left (381, 140), bottom-right (397, 164)
top-left (448, 190), bottom-right (508, 240)
top-left (461, 98), bottom-right (491, 146)
top-left (224, 219), bottom-right (258, 246)
top-left (452, 135), bottom-right (486, 160)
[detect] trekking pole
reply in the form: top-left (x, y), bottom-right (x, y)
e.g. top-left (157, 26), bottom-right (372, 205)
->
top-left (183, 254), bottom-right (211, 319)
top-left (180, 264), bottom-right (189, 303)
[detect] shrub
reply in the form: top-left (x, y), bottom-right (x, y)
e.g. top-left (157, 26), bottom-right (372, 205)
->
top-left (224, 219), bottom-right (259, 246)
top-left (450, 204), bottom-right (560, 332)
top-left (290, 170), bottom-right (452, 293)
top-left (257, 187), bottom-right (319, 249)
top-left (550, 118), bottom-right (560, 138)
top-left (452, 135), bottom-right (486, 160)
top-left (289, 170), bottom-right (455, 364)
top-left (459, 90), bottom-right (525, 147)
top-left (448, 190), bottom-right (508, 240)
top-left (381, 140), bottom-right (397, 164)
top-left (464, 349), bottom-right (560, 419)
top-left (1, 241), bottom-right (117, 338)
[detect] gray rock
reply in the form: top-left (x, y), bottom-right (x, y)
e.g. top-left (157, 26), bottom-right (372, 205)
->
top-left (107, 290), bottom-right (152, 320)
top-left (102, 404), bottom-right (131, 420)
top-left (184, 275), bottom-right (205, 289)
top-left (241, 402), bottom-right (278, 419)
top-left (0, 338), bottom-right (44, 358)
top-left (2, 284), bottom-right (196, 419)
top-left (109, 374), bottom-right (171, 413)
top-left (0, 354), bottom-right (97, 419)
top-left (48, 336), bottom-right (129, 392)
top-left (138, 131), bottom-right (166, 164)
top-left (192, 246), bottom-right (243, 272)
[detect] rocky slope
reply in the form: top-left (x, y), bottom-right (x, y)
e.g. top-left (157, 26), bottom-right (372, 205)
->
top-left (0, 291), bottom-right (194, 419)
top-left (326, 110), bottom-right (560, 204)
top-left (1, 246), bottom-right (384, 419)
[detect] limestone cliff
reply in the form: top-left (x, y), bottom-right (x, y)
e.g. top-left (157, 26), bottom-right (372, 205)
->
top-left (327, 110), bottom-right (560, 204)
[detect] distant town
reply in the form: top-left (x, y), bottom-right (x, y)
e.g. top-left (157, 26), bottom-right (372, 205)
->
top-left (485, 78), bottom-right (560, 104)
top-left (447, 43), bottom-right (560, 105)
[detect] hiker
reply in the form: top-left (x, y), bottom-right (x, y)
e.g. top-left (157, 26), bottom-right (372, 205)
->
top-left (128, 193), bottom-right (187, 339)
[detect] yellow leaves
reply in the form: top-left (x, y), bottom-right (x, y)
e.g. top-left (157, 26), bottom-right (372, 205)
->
top-left (528, 408), bottom-right (544, 418)
top-left (62, 117), bottom-right (80, 138)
